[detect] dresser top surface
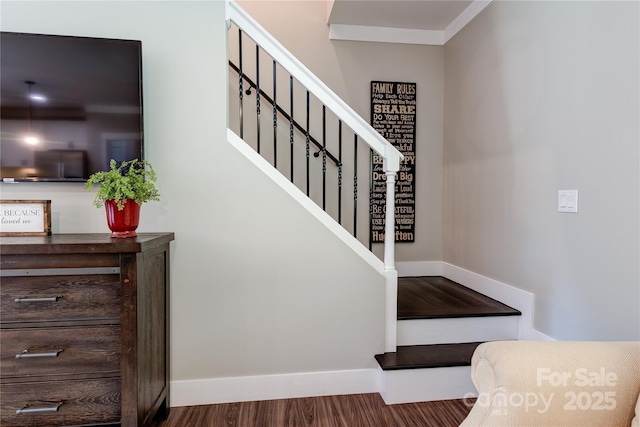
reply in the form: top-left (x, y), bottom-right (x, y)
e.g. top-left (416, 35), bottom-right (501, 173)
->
top-left (0, 232), bottom-right (174, 256)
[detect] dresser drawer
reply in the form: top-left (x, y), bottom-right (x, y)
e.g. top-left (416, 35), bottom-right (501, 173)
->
top-left (0, 253), bottom-right (120, 270)
top-left (1, 275), bottom-right (120, 324)
top-left (1, 326), bottom-right (120, 378)
top-left (1, 378), bottom-right (121, 427)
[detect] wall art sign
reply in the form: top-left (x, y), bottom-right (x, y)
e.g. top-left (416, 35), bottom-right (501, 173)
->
top-left (0, 200), bottom-right (52, 236)
top-left (370, 81), bottom-right (416, 243)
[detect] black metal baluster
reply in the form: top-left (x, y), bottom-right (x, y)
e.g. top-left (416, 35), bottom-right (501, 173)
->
top-left (272, 60), bottom-right (277, 168)
top-left (338, 121), bottom-right (343, 225)
top-left (305, 91), bottom-right (310, 196)
top-left (229, 54), bottom-right (356, 227)
top-left (354, 135), bottom-right (358, 238)
top-left (229, 59), bottom-right (342, 173)
top-left (238, 29), bottom-right (244, 139)
top-left (255, 46), bottom-right (261, 153)
top-left (289, 76), bottom-right (294, 182)
top-left (322, 106), bottom-right (327, 211)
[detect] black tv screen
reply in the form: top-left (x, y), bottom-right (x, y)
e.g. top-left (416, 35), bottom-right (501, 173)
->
top-left (0, 32), bottom-right (143, 182)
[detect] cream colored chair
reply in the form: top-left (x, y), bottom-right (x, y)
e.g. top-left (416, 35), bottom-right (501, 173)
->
top-left (459, 341), bottom-right (640, 427)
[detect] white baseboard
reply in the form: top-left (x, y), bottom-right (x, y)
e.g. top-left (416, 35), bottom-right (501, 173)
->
top-left (170, 368), bottom-right (380, 407)
top-left (396, 261), bottom-right (442, 277)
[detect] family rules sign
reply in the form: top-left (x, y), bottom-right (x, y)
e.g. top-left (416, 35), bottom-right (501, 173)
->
top-left (370, 81), bottom-right (416, 243)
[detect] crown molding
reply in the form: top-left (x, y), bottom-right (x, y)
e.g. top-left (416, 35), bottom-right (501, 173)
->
top-left (329, 0), bottom-right (492, 46)
top-left (329, 24), bottom-right (444, 45)
top-left (443, 0), bottom-right (492, 43)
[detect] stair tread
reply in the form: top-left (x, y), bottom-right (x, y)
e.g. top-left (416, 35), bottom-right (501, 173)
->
top-left (398, 276), bottom-right (521, 320)
top-left (375, 342), bottom-right (483, 370)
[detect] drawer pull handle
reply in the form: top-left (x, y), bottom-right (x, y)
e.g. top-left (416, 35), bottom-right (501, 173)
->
top-left (15, 349), bottom-right (63, 359)
top-left (14, 296), bottom-right (62, 303)
top-left (16, 402), bottom-right (63, 415)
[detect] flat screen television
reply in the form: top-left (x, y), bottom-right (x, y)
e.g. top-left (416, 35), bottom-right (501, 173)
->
top-left (0, 32), bottom-right (143, 182)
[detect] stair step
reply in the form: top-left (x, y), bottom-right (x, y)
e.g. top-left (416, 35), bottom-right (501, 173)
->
top-left (376, 276), bottom-right (521, 404)
top-left (375, 342), bottom-right (482, 371)
top-left (398, 276), bottom-right (521, 319)
top-left (397, 315), bottom-right (519, 346)
top-left (379, 365), bottom-right (476, 405)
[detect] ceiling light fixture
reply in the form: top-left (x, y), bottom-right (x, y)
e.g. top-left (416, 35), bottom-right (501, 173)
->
top-left (29, 93), bottom-right (47, 103)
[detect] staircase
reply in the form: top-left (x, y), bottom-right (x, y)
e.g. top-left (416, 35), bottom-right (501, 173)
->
top-left (376, 276), bottom-right (521, 404)
top-left (225, 1), bottom-right (525, 405)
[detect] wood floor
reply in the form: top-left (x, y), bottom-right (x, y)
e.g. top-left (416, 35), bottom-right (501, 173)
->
top-left (158, 394), bottom-right (473, 427)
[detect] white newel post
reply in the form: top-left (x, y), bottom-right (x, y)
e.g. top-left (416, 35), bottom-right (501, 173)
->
top-left (383, 171), bottom-right (397, 271)
top-left (383, 151), bottom-right (400, 353)
top-left (384, 268), bottom-right (399, 353)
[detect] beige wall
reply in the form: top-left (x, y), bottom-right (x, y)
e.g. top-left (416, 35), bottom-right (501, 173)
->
top-left (237, 0), bottom-right (444, 263)
top-left (1, 1), bottom-right (386, 382)
top-left (444, 1), bottom-right (639, 340)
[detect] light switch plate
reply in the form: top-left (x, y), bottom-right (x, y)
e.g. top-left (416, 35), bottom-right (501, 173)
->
top-left (558, 190), bottom-right (578, 213)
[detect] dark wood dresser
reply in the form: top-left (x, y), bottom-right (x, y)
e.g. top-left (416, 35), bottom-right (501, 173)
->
top-left (0, 233), bottom-right (174, 427)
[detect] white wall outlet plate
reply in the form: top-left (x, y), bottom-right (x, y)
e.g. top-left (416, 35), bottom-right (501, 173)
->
top-left (558, 190), bottom-right (578, 213)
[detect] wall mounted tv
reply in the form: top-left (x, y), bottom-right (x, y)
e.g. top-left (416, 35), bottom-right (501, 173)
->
top-left (0, 32), bottom-right (143, 182)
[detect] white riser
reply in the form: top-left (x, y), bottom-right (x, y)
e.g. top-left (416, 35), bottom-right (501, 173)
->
top-left (380, 366), bottom-right (478, 405)
top-left (397, 315), bottom-right (519, 346)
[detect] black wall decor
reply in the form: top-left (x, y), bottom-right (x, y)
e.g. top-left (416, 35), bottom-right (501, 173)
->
top-left (370, 81), bottom-right (416, 243)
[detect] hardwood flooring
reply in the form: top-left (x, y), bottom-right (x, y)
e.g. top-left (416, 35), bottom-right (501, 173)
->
top-left (158, 394), bottom-right (473, 427)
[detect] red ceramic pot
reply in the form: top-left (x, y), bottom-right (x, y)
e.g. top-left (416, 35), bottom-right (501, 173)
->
top-left (105, 199), bottom-right (140, 238)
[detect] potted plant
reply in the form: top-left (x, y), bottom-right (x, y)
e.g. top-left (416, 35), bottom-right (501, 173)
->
top-left (85, 159), bottom-right (160, 238)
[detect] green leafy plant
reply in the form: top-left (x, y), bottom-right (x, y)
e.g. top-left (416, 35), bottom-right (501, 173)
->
top-left (84, 159), bottom-right (160, 210)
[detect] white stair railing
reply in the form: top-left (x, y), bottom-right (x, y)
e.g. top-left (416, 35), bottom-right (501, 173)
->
top-left (226, 0), bottom-right (402, 352)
